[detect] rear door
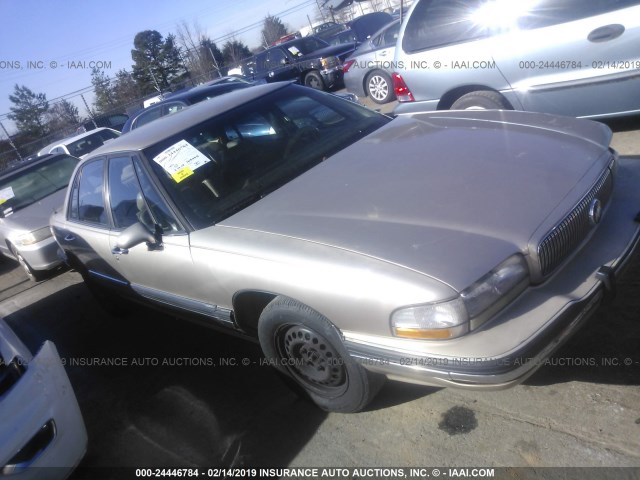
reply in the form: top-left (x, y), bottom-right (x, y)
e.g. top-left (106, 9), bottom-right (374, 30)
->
top-left (492, 0), bottom-right (640, 117)
top-left (54, 157), bottom-right (123, 288)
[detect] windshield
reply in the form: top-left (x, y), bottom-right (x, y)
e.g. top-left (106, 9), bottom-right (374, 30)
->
top-left (0, 154), bottom-right (79, 214)
top-left (142, 86), bottom-right (390, 230)
top-left (66, 129), bottom-right (120, 157)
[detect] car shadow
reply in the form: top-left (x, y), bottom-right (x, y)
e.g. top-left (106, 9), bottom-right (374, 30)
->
top-left (525, 248), bottom-right (640, 388)
top-left (367, 382), bottom-right (439, 411)
top-left (4, 281), bottom-right (327, 474)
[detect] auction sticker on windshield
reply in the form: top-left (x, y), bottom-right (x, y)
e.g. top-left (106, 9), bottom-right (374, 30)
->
top-left (0, 186), bottom-right (15, 205)
top-left (152, 139), bottom-right (211, 183)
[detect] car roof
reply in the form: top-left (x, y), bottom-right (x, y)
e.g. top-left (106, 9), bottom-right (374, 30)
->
top-left (0, 153), bottom-right (77, 178)
top-left (87, 82), bottom-right (291, 156)
top-left (121, 82), bottom-right (252, 134)
top-left (156, 82), bottom-right (249, 104)
top-left (42, 127), bottom-right (118, 154)
top-left (59, 127), bottom-right (117, 144)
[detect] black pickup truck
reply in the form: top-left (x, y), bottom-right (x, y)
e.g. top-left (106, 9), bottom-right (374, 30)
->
top-left (243, 36), bottom-right (355, 91)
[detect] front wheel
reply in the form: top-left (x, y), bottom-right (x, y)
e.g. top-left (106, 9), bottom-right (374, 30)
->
top-left (450, 90), bottom-right (512, 110)
top-left (304, 71), bottom-right (326, 90)
top-left (365, 70), bottom-right (394, 104)
top-left (258, 296), bottom-right (384, 413)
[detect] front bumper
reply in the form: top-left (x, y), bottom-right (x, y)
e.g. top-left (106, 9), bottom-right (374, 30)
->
top-left (0, 319), bottom-right (87, 479)
top-left (15, 236), bottom-right (62, 271)
top-left (344, 156), bottom-right (640, 389)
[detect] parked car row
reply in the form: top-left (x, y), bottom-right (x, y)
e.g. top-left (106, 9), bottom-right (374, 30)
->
top-left (344, 0), bottom-right (640, 117)
top-left (121, 81), bottom-right (252, 133)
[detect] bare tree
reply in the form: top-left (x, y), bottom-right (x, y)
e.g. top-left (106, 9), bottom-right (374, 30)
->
top-left (175, 20), bottom-right (225, 82)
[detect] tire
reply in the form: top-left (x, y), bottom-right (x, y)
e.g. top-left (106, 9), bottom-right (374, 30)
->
top-left (450, 90), bottom-right (512, 110)
top-left (304, 71), bottom-right (325, 90)
top-left (11, 245), bottom-right (44, 282)
top-left (365, 70), bottom-right (394, 104)
top-left (258, 296), bottom-right (385, 413)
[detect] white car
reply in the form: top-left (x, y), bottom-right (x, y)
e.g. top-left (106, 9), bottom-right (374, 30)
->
top-left (37, 127), bottom-right (120, 159)
top-left (0, 318), bottom-right (86, 478)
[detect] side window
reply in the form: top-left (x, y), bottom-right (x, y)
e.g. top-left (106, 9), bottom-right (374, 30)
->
top-left (163, 102), bottom-right (186, 116)
top-left (108, 156), bottom-right (144, 229)
top-left (77, 159), bottom-right (108, 225)
top-left (382, 23), bottom-right (400, 46)
top-left (268, 49), bottom-right (287, 67)
top-left (67, 173), bottom-right (80, 220)
top-left (134, 106), bottom-right (163, 130)
top-left (255, 52), bottom-right (268, 72)
top-left (371, 32), bottom-right (384, 47)
top-left (402, 0), bottom-right (488, 53)
top-left (133, 158), bottom-right (180, 233)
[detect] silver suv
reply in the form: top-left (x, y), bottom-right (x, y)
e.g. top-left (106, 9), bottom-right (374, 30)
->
top-left (393, 0), bottom-right (640, 118)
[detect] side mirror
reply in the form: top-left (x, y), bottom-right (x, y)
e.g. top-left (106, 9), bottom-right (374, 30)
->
top-left (116, 222), bottom-right (158, 250)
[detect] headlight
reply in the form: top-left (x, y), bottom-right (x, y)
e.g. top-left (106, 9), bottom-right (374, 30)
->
top-left (16, 227), bottom-right (53, 246)
top-left (391, 254), bottom-right (529, 340)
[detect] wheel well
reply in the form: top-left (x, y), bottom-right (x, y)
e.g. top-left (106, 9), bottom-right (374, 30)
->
top-left (438, 85), bottom-right (509, 110)
top-left (232, 290), bottom-right (278, 336)
top-left (301, 69), bottom-right (319, 81)
top-left (362, 69), bottom-right (387, 92)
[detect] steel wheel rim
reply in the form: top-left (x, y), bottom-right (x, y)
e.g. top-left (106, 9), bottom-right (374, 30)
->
top-left (368, 75), bottom-right (389, 101)
top-left (276, 325), bottom-right (346, 390)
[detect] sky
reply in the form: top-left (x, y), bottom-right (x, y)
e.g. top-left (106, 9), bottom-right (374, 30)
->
top-left (0, 0), bottom-right (321, 133)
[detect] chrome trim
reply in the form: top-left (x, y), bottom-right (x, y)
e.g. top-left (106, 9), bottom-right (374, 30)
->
top-left (88, 270), bottom-right (129, 286)
top-left (520, 69), bottom-right (640, 93)
top-left (345, 219), bottom-right (640, 389)
top-left (538, 162), bottom-right (614, 276)
top-left (347, 288), bottom-right (604, 388)
top-left (131, 284), bottom-right (233, 324)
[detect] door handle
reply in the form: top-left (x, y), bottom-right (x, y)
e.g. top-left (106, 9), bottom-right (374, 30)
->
top-left (588, 24), bottom-right (625, 43)
top-left (379, 50), bottom-right (387, 57)
top-left (111, 247), bottom-right (129, 255)
top-left (64, 234), bottom-right (76, 242)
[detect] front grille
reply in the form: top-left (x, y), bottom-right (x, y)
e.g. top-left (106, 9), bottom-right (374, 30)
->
top-left (538, 164), bottom-right (614, 276)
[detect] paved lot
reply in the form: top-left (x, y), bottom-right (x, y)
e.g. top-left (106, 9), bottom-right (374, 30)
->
top-left (0, 107), bottom-right (639, 476)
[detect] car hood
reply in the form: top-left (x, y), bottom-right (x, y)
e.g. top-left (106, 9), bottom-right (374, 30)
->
top-left (1, 189), bottom-right (67, 233)
top-left (219, 110), bottom-right (612, 291)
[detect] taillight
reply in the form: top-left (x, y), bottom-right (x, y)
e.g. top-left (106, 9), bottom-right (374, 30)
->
top-left (343, 59), bottom-right (355, 73)
top-left (392, 73), bottom-right (414, 102)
